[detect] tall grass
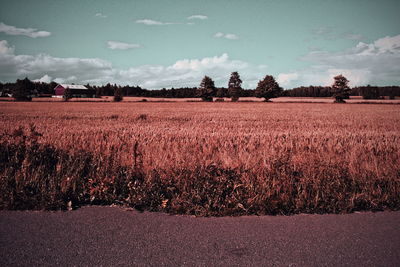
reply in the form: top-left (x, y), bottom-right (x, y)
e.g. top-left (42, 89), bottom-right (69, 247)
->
top-left (0, 102), bottom-right (399, 215)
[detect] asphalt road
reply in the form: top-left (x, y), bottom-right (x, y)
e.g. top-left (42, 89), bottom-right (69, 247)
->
top-left (0, 207), bottom-right (399, 266)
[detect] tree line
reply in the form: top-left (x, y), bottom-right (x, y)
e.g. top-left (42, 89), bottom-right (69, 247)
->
top-left (284, 85), bottom-right (399, 99)
top-left (1, 73), bottom-right (399, 102)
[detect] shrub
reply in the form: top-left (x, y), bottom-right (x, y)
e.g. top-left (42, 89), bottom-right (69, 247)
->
top-left (137, 114), bottom-right (148, 120)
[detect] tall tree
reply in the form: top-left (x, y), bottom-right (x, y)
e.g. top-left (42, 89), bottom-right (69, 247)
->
top-left (331, 74), bottom-right (351, 103)
top-left (255, 75), bottom-right (282, 101)
top-left (228, 71), bottom-right (242, 102)
top-left (12, 77), bottom-right (34, 101)
top-left (113, 86), bottom-right (123, 102)
top-left (197, 76), bottom-right (216, 101)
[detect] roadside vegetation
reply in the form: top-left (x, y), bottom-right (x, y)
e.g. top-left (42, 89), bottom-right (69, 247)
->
top-left (0, 102), bottom-right (399, 215)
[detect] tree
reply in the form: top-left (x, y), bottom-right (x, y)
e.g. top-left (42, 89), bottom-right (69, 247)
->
top-left (197, 76), bottom-right (216, 101)
top-left (113, 86), bottom-right (123, 102)
top-left (95, 86), bottom-right (103, 98)
top-left (331, 74), bottom-right (351, 103)
top-left (255, 75), bottom-right (282, 101)
top-left (63, 87), bottom-right (72, 101)
top-left (360, 85), bottom-right (380, 99)
top-left (216, 87), bottom-right (226, 98)
top-left (12, 77), bottom-right (34, 101)
top-left (228, 72), bottom-right (242, 102)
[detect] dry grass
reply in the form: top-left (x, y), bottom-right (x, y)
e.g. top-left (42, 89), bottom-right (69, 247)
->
top-left (0, 102), bottom-right (399, 215)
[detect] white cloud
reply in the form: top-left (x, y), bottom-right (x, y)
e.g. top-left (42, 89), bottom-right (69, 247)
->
top-left (0, 22), bottom-right (51, 38)
top-left (280, 35), bottom-right (400, 88)
top-left (54, 76), bottom-right (77, 84)
top-left (187, 15), bottom-right (208, 20)
top-left (117, 53), bottom-right (265, 88)
top-left (33, 74), bottom-right (52, 83)
top-left (0, 40), bottom-right (267, 89)
top-left (107, 41), bottom-right (140, 50)
top-left (312, 27), bottom-right (364, 41)
top-left (277, 73), bottom-right (299, 87)
top-left (95, 12), bottom-right (107, 18)
top-left (0, 40), bottom-right (14, 54)
top-left (225, 34), bottom-right (239, 40)
top-left (135, 19), bottom-right (178, 25)
top-left (214, 32), bottom-right (239, 40)
top-left (341, 32), bottom-right (364, 41)
top-left (0, 40), bottom-right (113, 84)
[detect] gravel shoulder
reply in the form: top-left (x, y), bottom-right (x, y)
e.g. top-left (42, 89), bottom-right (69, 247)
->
top-left (1, 207), bottom-right (399, 266)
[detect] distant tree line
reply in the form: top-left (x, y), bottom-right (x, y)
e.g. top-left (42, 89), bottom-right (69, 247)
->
top-left (283, 84), bottom-right (400, 99)
top-left (1, 76), bottom-right (399, 101)
top-left (352, 85), bottom-right (399, 99)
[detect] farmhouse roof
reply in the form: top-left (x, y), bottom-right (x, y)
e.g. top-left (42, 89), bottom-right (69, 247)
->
top-left (59, 84), bottom-right (88, 90)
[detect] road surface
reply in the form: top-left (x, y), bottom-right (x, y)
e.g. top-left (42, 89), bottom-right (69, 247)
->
top-left (1, 206), bottom-right (399, 266)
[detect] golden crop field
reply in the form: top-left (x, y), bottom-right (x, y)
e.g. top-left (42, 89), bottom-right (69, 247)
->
top-left (1, 102), bottom-right (399, 215)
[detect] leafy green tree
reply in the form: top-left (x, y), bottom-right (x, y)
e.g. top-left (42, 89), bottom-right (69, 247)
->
top-left (113, 87), bottom-right (123, 102)
top-left (255, 75), bottom-right (282, 101)
top-left (12, 77), bottom-right (33, 101)
top-left (197, 76), bottom-right (216, 101)
top-left (331, 74), bottom-right (351, 103)
top-left (228, 71), bottom-right (242, 102)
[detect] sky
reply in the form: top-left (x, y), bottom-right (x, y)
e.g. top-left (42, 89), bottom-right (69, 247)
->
top-left (0, 0), bottom-right (399, 89)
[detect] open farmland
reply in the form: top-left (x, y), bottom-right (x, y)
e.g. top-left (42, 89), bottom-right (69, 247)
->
top-left (0, 102), bottom-right (399, 215)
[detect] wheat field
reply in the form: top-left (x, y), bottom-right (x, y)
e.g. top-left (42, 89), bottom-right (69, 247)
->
top-left (0, 102), bottom-right (399, 215)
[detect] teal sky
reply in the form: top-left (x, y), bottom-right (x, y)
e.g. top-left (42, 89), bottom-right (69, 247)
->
top-left (0, 0), bottom-right (399, 88)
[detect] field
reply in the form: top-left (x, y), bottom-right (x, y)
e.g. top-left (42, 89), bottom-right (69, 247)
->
top-left (0, 102), bottom-right (399, 215)
top-left (1, 96), bottom-right (400, 104)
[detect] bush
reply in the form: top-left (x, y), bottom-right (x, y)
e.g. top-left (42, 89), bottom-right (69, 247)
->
top-left (136, 114), bottom-right (148, 120)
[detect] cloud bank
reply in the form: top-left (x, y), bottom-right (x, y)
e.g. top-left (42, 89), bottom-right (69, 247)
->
top-left (0, 40), bottom-right (265, 88)
top-left (289, 35), bottom-right (400, 87)
top-left (0, 22), bottom-right (51, 38)
top-left (1, 35), bottom-right (399, 89)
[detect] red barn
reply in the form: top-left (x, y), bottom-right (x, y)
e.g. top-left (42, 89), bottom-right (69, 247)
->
top-left (54, 84), bottom-right (95, 98)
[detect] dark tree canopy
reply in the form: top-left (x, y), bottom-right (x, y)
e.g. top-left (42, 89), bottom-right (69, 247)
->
top-left (12, 78), bottom-right (34, 101)
top-left (63, 87), bottom-right (72, 101)
top-left (113, 86), bottom-right (123, 102)
top-left (358, 85), bottom-right (381, 99)
top-left (331, 74), bottom-right (351, 103)
top-left (228, 71), bottom-right (242, 101)
top-left (255, 75), bottom-right (282, 101)
top-left (197, 76), bottom-right (216, 101)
